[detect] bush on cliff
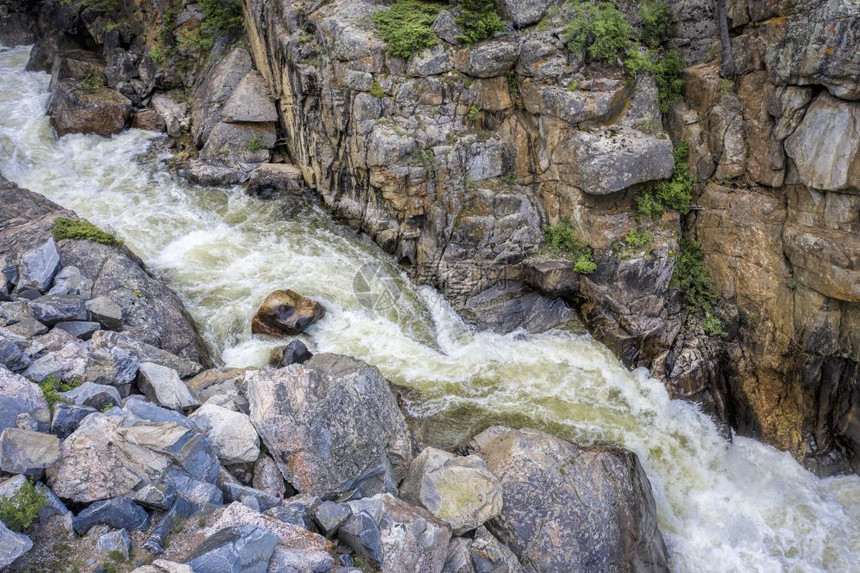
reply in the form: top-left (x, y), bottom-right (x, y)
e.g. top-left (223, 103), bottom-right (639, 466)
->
top-left (542, 219), bottom-right (598, 275)
top-left (456, 0), bottom-right (505, 44)
top-left (638, 0), bottom-right (672, 47)
top-left (564, 0), bottom-right (630, 63)
top-left (53, 217), bottom-right (123, 246)
top-left (636, 142), bottom-right (693, 218)
top-left (372, 0), bottom-right (444, 58)
top-left (0, 480), bottom-right (48, 532)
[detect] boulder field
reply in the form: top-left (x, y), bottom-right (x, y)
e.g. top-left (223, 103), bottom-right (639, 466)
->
top-left (0, 178), bottom-right (667, 571)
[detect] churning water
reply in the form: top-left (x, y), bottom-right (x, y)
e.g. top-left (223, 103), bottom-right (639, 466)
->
top-left (1, 44), bottom-right (859, 572)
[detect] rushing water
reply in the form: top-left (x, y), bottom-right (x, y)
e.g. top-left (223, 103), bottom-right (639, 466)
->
top-left (2, 44), bottom-right (859, 572)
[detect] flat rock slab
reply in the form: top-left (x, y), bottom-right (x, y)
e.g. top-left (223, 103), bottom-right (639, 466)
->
top-left (137, 362), bottom-right (200, 411)
top-left (0, 427), bottom-right (60, 476)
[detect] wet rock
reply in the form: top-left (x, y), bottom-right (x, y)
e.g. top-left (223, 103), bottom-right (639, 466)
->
top-left (50, 404), bottom-right (97, 439)
top-left (464, 281), bottom-right (574, 334)
top-left (252, 456), bottom-right (286, 499)
top-left (48, 79), bottom-right (132, 138)
top-left (18, 238), bottom-right (60, 294)
top-left (132, 109), bottom-right (167, 132)
top-left (0, 367), bottom-right (48, 430)
top-left (186, 524), bottom-right (279, 573)
top-left (314, 500), bottom-right (351, 537)
top-left (221, 71), bottom-right (278, 123)
top-left (0, 521), bottom-right (32, 569)
top-left (54, 321), bottom-right (100, 340)
top-left (496, 0), bottom-right (554, 27)
top-left (0, 427), bottom-right (60, 476)
top-left (251, 290), bottom-right (326, 338)
top-left (191, 403), bottom-right (259, 464)
top-left (246, 354), bottom-right (411, 498)
top-left (96, 528), bottom-right (131, 560)
top-left (85, 296), bottom-right (123, 330)
top-left (73, 497), bottom-right (150, 535)
top-left (246, 163), bottom-right (305, 198)
top-left (400, 447), bottom-right (503, 535)
top-left (137, 362), bottom-right (200, 411)
top-left (784, 93), bottom-right (860, 192)
top-left (268, 339), bottom-right (312, 368)
top-left (91, 331), bottom-right (202, 378)
top-left (469, 426), bottom-right (668, 572)
top-left (340, 493), bottom-right (452, 572)
top-left (61, 382), bottom-right (122, 410)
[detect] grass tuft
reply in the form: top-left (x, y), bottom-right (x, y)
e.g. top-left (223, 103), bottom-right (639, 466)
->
top-left (53, 217), bottom-right (122, 246)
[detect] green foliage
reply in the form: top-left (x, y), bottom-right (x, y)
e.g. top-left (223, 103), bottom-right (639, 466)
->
top-left (567, 80), bottom-right (579, 91)
top-left (200, 0), bottom-right (244, 38)
top-left (53, 217), bottom-right (122, 246)
top-left (671, 238), bottom-right (715, 309)
top-left (614, 228), bottom-right (653, 253)
top-left (370, 80), bottom-right (385, 98)
top-left (0, 480), bottom-right (48, 532)
top-left (81, 0), bottom-right (122, 13)
top-left (464, 174), bottom-right (478, 189)
top-left (79, 73), bottom-right (104, 90)
top-left (372, 0), bottom-right (443, 58)
top-left (467, 104), bottom-right (481, 120)
top-left (574, 250), bottom-right (598, 274)
top-left (176, 26), bottom-right (212, 56)
top-left (636, 142), bottom-right (692, 218)
top-left (720, 78), bottom-right (733, 95)
top-left (108, 550), bottom-right (127, 563)
top-left (638, 0), bottom-right (671, 47)
top-left (564, 0), bottom-right (630, 63)
top-left (246, 137), bottom-right (266, 152)
top-left (39, 375), bottom-right (82, 410)
top-left (625, 47), bottom-right (683, 112)
top-left (456, 0), bottom-right (505, 44)
top-left (148, 45), bottom-right (164, 64)
top-left (542, 219), bottom-right (598, 274)
top-left (702, 313), bottom-right (727, 337)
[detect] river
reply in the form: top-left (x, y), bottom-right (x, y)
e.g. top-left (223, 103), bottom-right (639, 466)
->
top-left (1, 44), bottom-right (859, 572)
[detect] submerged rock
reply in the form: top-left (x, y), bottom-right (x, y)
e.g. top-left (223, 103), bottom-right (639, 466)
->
top-left (251, 290), bottom-right (326, 337)
top-left (469, 426), bottom-right (669, 572)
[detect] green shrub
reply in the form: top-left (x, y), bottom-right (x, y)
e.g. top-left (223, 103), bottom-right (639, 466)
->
top-left (148, 45), bottom-right (164, 64)
top-left (53, 217), bottom-right (122, 246)
top-left (671, 238), bottom-right (715, 309)
top-left (636, 142), bottom-right (692, 218)
top-left (564, 0), bottom-right (630, 63)
top-left (614, 228), bottom-right (653, 252)
top-left (702, 313), bottom-right (727, 337)
top-left (543, 219), bottom-right (579, 251)
top-left (372, 1), bottom-right (444, 58)
top-left (456, 0), bottom-right (505, 44)
top-left (246, 136), bottom-right (266, 152)
top-left (652, 48), bottom-right (684, 112)
top-left (0, 480), bottom-right (48, 532)
top-left (638, 0), bottom-right (671, 47)
top-left (79, 73), bottom-right (104, 90)
top-left (200, 0), bottom-right (244, 38)
top-left (574, 250), bottom-right (598, 274)
top-left (39, 375), bottom-right (82, 410)
top-left (467, 104), bottom-right (481, 120)
top-left (370, 80), bottom-right (385, 98)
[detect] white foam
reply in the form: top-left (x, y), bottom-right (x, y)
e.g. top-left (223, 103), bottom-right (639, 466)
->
top-left (2, 45), bottom-right (859, 572)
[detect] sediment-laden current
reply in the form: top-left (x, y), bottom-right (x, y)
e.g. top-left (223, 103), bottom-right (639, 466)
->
top-left (1, 44), bottom-right (858, 572)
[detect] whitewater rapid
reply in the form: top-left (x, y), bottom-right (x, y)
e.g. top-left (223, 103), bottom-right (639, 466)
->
top-left (1, 45), bottom-right (859, 572)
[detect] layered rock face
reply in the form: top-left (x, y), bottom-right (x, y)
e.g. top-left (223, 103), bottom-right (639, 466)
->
top-left (665, 0), bottom-right (860, 474)
top-left (243, 0), bottom-right (681, 349)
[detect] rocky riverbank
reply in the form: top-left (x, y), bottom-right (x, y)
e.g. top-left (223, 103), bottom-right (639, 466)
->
top-left (0, 177), bottom-right (668, 571)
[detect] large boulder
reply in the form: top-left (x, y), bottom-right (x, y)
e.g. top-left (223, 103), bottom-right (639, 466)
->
top-left (494, 0), bottom-right (555, 27)
top-left (400, 447), bottom-right (503, 535)
top-left (251, 290), bottom-right (326, 338)
top-left (48, 79), bottom-right (133, 138)
top-left (469, 426), bottom-right (669, 572)
top-left (339, 493), bottom-right (452, 572)
top-left (246, 354), bottom-right (411, 498)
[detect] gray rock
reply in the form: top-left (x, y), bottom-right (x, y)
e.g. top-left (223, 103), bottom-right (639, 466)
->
top-left (200, 122), bottom-right (276, 168)
top-left (35, 482), bottom-right (72, 522)
top-left (85, 296), bottom-right (123, 330)
top-left (85, 347), bottom-right (139, 387)
top-left (267, 339), bottom-right (312, 368)
top-left (28, 294), bottom-right (88, 325)
top-left (400, 447), bottom-right (503, 535)
top-left (0, 367), bottom-right (48, 430)
top-left (0, 337), bottom-right (30, 371)
top-left (0, 520), bottom-right (32, 569)
top-left (144, 497), bottom-right (196, 555)
top-left (222, 482), bottom-right (280, 512)
top-left (186, 524), bottom-right (279, 573)
top-left (464, 281), bottom-right (574, 334)
top-left (432, 10), bottom-right (464, 45)
top-left (341, 494), bottom-right (452, 572)
top-left (61, 382), bottom-right (122, 410)
top-left (54, 321), bottom-right (100, 340)
top-left (442, 536), bottom-right (474, 573)
top-left (48, 79), bottom-right (132, 138)
top-left (73, 497), bottom-right (150, 535)
top-left (186, 368), bottom-right (248, 409)
top-left (50, 404), bottom-right (97, 439)
top-left (266, 494), bottom-right (320, 530)
top-left (266, 548), bottom-right (334, 573)
top-left (48, 266), bottom-right (93, 298)
top-left (469, 526), bottom-right (523, 572)
top-left (137, 362), bottom-right (200, 411)
top-left (463, 39), bottom-right (519, 78)
top-left (407, 45), bottom-right (453, 77)
top-left (90, 331), bottom-right (202, 378)
top-left (18, 239), bottom-right (61, 294)
top-left (0, 427), bottom-right (60, 476)
top-left (0, 301), bottom-right (34, 324)
top-left (246, 354), bottom-right (411, 498)
top-left (191, 48), bottom-right (253, 147)
top-left (495, 0), bottom-right (554, 27)
top-left (22, 352), bottom-right (65, 383)
top-left (190, 403), bottom-right (259, 464)
top-left (151, 93), bottom-right (187, 138)
top-left (5, 318), bottom-right (48, 339)
top-left (469, 426), bottom-right (669, 572)
top-left (186, 160), bottom-right (252, 186)
top-left (252, 456), bottom-right (286, 499)
top-left (96, 528), bottom-right (131, 560)
top-left (208, 501), bottom-right (332, 554)
top-left (246, 164), bottom-right (305, 198)
top-left (314, 500), bottom-right (352, 537)
top-left (784, 93), bottom-right (860, 192)
top-left (221, 71), bottom-right (278, 123)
